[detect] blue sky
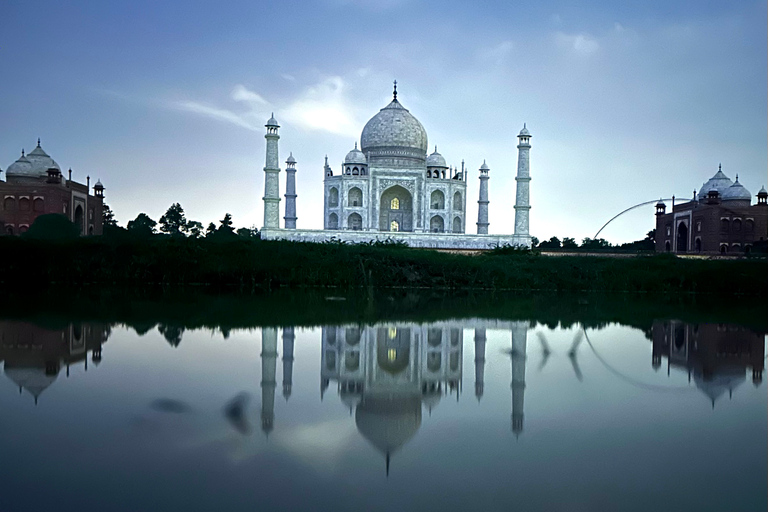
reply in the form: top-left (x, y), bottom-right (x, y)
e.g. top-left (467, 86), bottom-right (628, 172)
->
top-left (1, 0), bottom-right (765, 242)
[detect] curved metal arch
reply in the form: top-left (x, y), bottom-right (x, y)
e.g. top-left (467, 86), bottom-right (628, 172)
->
top-left (593, 198), bottom-right (674, 240)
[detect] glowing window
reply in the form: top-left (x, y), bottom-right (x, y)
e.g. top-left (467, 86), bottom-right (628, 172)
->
top-left (388, 327), bottom-right (397, 339)
top-left (390, 197), bottom-right (400, 210)
top-left (390, 220), bottom-right (399, 232)
top-left (388, 348), bottom-right (397, 362)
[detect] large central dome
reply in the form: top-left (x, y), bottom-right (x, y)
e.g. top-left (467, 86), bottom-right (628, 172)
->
top-left (360, 97), bottom-right (428, 163)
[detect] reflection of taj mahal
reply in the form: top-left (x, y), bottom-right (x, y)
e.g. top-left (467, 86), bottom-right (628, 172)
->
top-left (259, 83), bottom-right (533, 249)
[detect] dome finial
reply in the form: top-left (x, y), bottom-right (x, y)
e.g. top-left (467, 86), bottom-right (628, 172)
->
top-left (354, 142), bottom-right (358, 149)
top-left (434, 145), bottom-right (437, 153)
top-left (21, 148), bottom-right (25, 157)
top-left (735, 173), bottom-right (739, 182)
top-left (393, 80), bottom-right (397, 100)
top-left (719, 163), bottom-right (721, 172)
top-left (37, 138), bottom-right (41, 147)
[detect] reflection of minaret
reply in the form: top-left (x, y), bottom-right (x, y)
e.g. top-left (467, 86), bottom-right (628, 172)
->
top-left (260, 327), bottom-right (278, 436)
top-left (282, 327), bottom-right (295, 400)
top-left (510, 322), bottom-right (528, 438)
top-left (474, 328), bottom-right (486, 401)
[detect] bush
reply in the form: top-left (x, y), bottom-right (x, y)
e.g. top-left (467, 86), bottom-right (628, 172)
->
top-left (22, 214), bottom-right (79, 240)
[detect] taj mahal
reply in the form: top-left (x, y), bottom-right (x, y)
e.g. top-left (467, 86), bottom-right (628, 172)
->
top-left (259, 83), bottom-right (533, 249)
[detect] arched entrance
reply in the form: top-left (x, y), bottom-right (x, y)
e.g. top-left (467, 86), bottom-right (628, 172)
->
top-left (379, 185), bottom-right (413, 232)
top-left (430, 215), bottom-right (444, 233)
top-left (676, 221), bottom-right (688, 252)
top-left (74, 204), bottom-right (84, 235)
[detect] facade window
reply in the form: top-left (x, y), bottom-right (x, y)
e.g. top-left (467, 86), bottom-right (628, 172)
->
top-left (328, 187), bottom-right (339, 207)
top-left (348, 187), bottom-right (363, 207)
top-left (430, 190), bottom-right (445, 209)
top-left (721, 218), bottom-right (729, 231)
top-left (19, 198), bottom-right (30, 211)
top-left (4, 197), bottom-right (16, 211)
top-left (666, 225), bottom-right (671, 237)
top-left (390, 197), bottom-right (400, 210)
top-left (328, 213), bottom-right (339, 229)
top-left (733, 219), bottom-right (741, 232)
top-left (390, 220), bottom-right (399, 232)
top-left (33, 198), bottom-right (44, 212)
top-left (745, 219), bottom-right (754, 232)
top-left (696, 221), bottom-right (701, 232)
top-left (453, 191), bottom-right (462, 209)
top-left (5, 225), bottom-right (14, 235)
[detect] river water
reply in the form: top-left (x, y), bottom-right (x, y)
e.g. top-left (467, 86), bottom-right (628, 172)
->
top-left (0, 293), bottom-right (765, 511)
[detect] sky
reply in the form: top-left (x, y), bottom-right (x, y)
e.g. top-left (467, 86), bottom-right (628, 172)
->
top-left (1, 0), bottom-right (765, 243)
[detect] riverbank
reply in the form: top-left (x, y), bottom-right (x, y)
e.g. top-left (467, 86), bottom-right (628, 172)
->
top-left (0, 237), bottom-right (765, 295)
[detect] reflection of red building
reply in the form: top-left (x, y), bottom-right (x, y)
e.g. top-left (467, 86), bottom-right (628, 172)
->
top-left (1, 140), bottom-right (105, 235)
top-left (652, 321), bottom-right (765, 406)
top-left (0, 321), bottom-right (110, 403)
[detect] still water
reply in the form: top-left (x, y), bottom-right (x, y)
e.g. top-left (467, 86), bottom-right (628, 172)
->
top-left (0, 297), bottom-right (765, 512)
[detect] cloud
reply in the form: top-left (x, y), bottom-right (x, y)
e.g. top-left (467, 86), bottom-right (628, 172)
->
top-left (169, 77), bottom-right (361, 137)
top-left (556, 32), bottom-right (600, 54)
top-left (282, 76), bottom-right (363, 138)
top-left (478, 40), bottom-right (515, 65)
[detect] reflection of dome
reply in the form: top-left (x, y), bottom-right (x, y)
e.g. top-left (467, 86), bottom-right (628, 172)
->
top-left (340, 390), bottom-right (362, 412)
top-left (698, 168), bottom-right (733, 200)
top-left (360, 97), bottom-right (428, 160)
top-left (4, 365), bottom-right (59, 401)
top-left (422, 390), bottom-right (441, 413)
top-left (693, 367), bottom-right (746, 407)
top-left (355, 395), bottom-right (422, 455)
top-left (426, 147), bottom-right (447, 168)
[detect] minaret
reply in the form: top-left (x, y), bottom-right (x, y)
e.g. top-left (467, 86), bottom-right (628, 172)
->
top-left (514, 124), bottom-right (532, 244)
top-left (282, 327), bottom-right (295, 400)
top-left (477, 161), bottom-right (490, 234)
top-left (474, 328), bottom-right (486, 401)
top-left (260, 327), bottom-right (278, 436)
top-left (262, 114), bottom-right (281, 230)
top-left (510, 321), bottom-right (528, 438)
top-left (284, 153), bottom-right (297, 229)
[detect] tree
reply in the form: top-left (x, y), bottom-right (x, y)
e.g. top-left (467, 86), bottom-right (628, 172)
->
top-left (127, 213), bottom-right (157, 237)
top-left (530, 236), bottom-right (539, 248)
top-left (22, 214), bottom-right (79, 240)
top-left (218, 213), bottom-right (234, 235)
top-left (538, 236), bottom-right (562, 249)
top-left (581, 237), bottom-right (612, 250)
top-left (185, 220), bottom-right (204, 238)
top-left (102, 204), bottom-right (117, 227)
top-left (205, 222), bottom-right (217, 238)
top-left (562, 237), bottom-right (578, 249)
top-left (159, 203), bottom-right (187, 236)
top-left (237, 226), bottom-right (259, 239)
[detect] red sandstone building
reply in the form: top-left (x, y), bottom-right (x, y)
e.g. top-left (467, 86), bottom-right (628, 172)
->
top-left (655, 166), bottom-right (768, 254)
top-left (0, 140), bottom-right (105, 235)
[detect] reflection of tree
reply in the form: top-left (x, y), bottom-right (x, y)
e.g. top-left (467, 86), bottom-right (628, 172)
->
top-left (129, 322), bottom-right (158, 336)
top-left (158, 324), bottom-right (185, 347)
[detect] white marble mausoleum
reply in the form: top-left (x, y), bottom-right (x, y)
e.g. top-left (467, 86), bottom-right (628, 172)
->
top-left (259, 83), bottom-right (532, 249)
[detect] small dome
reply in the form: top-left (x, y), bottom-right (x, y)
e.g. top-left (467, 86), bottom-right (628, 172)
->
top-left (286, 152), bottom-right (296, 164)
top-left (266, 113), bottom-right (279, 127)
top-left (480, 160), bottom-right (490, 171)
top-left (94, 179), bottom-right (104, 188)
top-left (519, 123), bottom-right (531, 137)
top-left (25, 142), bottom-right (61, 176)
top-left (698, 167), bottom-right (733, 200)
top-left (426, 147), bottom-right (447, 168)
top-left (5, 152), bottom-right (34, 177)
top-left (721, 177), bottom-right (752, 202)
top-left (344, 143), bottom-right (367, 165)
top-left (656, 199), bottom-right (666, 208)
top-left (757, 185), bottom-right (767, 196)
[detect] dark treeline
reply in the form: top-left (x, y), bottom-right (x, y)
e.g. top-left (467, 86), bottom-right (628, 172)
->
top-left (2, 288), bottom-right (767, 334)
top-left (0, 234), bottom-right (766, 295)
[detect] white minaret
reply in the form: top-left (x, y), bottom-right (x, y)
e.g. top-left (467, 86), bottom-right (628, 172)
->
top-left (261, 327), bottom-right (278, 436)
top-left (262, 114), bottom-right (281, 230)
top-left (510, 321), bottom-right (528, 438)
top-left (477, 161), bottom-right (490, 234)
top-left (284, 153), bottom-right (297, 229)
top-left (282, 327), bottom-right (295, 400)
top-left (474, 328), bottom-right (486, 401)
top-left (514, 124), bottom-right (531, 245)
